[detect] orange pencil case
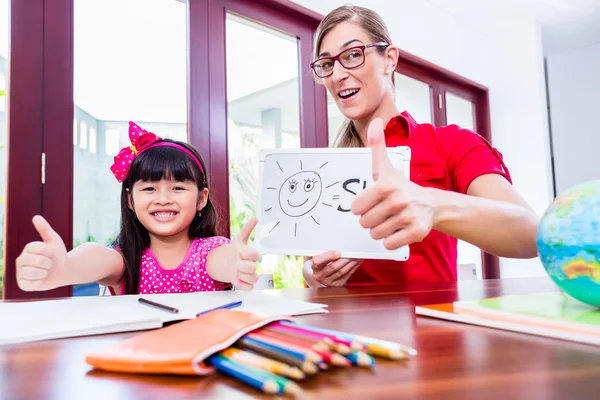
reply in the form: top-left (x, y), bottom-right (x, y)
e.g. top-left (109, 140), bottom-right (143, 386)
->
top-left (85, 310), bottom-right (289, 375)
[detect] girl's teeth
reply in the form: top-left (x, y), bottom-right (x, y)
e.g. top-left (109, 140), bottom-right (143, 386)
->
top-left (155, 213), bottom-right (174, 217)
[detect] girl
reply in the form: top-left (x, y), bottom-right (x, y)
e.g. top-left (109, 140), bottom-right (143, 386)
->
top-left (304, 5), bottom-right (540, 287)
top-left (16, 122), bottom-right (260, 294)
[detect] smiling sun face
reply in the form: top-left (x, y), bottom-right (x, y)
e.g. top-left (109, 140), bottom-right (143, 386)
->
top-left (265, 160), bottom-right (338, 237)
top-left (279, 171), bottom-right (323, 217)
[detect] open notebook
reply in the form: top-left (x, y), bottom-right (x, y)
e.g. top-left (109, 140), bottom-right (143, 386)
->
top-left (415, 292), bottom-right (600, 346)
top-left (0, 290), bottom-right (328, 346)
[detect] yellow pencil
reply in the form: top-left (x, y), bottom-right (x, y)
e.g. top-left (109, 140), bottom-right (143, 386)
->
top-left (365, 343), bottom-right (409, 360)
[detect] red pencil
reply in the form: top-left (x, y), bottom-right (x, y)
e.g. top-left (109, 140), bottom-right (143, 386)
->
top-left (270, 322), bottom-right (355, 351)
top-left (257, 329), bottom-right (351, 367)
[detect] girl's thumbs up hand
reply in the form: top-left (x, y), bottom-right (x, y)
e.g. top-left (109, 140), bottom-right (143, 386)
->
top-left (231, 218), bottom-right (260, 291)
top-left (16, 215), bottom-right (68, 291)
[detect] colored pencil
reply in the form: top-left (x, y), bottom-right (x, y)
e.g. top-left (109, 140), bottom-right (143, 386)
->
top-left (261, 326), bottom-right (331, 352)
top-left (273, 322), bottom-right (357, 350)
top-left (279, 321), bottom-right (417, 357)
top-left (344, 351), bottom-right (375, 367)
top-left (256, 329), bottom-right (350, 367)
top-left (250, 365), bottom-right (304, 396)
top-left (364, 343), bottom-right (410, 360)
top-left (221, 347), bottom-right (305, 380)
top-left (237, 337), bottom-right (319, 375)
top-left (208, 354), bottom-right (281, 395)
top-left (264, 324), bottom-right (351, 354)
top-left (245, 332), bottom-right (323, 364)
top-left (256, 328), bottom-right (329, 354)
top-left (196, 300), bottom-right (242, 317)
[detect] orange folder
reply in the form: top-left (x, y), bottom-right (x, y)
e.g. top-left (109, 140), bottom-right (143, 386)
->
top-left (86, 309), bottom-right (289, 375)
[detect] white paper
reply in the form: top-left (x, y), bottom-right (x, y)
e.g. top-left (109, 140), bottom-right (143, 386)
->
top-left (0, 290), bottom-right (327, 346)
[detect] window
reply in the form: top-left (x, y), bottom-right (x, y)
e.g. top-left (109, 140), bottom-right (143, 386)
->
top-left (89, 128), bottom-right (96, 154)
top-left (225, 13), bottom-right (303, 288)
top-left (105, 129), bottom-right (120, 155)
top-left (204, 0), bottom-right (325, 288)
top-left (79, 121), bottom-right (87, 149)
top-left (73, 118), bottom-right (78, 145)
top-left (397, 50), bottom-right (495, 278)
top-left (71, 0), bottom-right (187, 297)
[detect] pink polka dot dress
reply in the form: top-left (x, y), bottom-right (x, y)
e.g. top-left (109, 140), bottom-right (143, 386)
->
top-left (138, 237), bottom-right (231, 294)
top-left (110, 236), bottom-right (231, 295)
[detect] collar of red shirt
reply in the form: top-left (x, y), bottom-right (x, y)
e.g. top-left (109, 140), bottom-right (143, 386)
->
top-left (384, 111), bottom-right (419, 139)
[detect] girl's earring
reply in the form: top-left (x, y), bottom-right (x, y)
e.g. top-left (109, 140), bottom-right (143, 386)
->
top-left (198, 211), bottom-right (202, 217)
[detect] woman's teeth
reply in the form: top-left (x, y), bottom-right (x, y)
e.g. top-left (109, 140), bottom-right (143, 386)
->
top-left (339, 89), bottom-right (359, 99)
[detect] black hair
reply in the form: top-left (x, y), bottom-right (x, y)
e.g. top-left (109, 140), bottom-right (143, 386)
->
top-left (112, 139), bottom-right (217, 294)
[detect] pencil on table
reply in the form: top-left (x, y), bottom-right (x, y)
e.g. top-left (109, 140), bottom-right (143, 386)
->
top-left (264, 324), bottom-right (351, 354)
top-left (251, 365), bottom-right (304, 397)
top-left (344, 351), bottom-right (375, 368)
top-left (260, 329), bottom-right (350, 367)
top-left (314, 349), bottom-right (351, 367)
top-left (208, 354), bottom-right (281, 395)
top-left (221, 347), bottom-right (305, 380)
top-left (245, 331), bottom-right (323, 364)
top-left (237, 336), bottom-right (319, 375)
top-left (260, 326), bottom-right (331, 352)
top-left (218, 352), bottom-right (304, 397)
top-left (343, 331), bottom-right (417, 357)
top-left (273, 322), bottom-right (358, 351)
top-left (364, 343), bottom-right (409, 360)
top-left (256, 328), bottom-right (342, 362)
top-left (279, 321), bottom-right (417, 357)
top-left (255, 329), bottom-right (351, 368)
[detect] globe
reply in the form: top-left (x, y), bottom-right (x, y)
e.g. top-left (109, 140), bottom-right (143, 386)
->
top-left (537, 180), bottom-right (600, 307)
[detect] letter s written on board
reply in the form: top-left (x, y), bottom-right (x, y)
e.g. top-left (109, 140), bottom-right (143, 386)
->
top-left (336, 178), bottom-right (368, 212)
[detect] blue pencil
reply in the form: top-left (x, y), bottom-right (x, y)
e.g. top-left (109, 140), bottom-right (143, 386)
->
top-left (344, 351), bottom-right (375, 368)
top-left (208, 354), bottom-right (282, 395)
top-left (236, 337), bottom-right (319, 375)
top-left (241, 335), bottom-right (309, 362)
top-left (196, 300), bottom-right (243, 317)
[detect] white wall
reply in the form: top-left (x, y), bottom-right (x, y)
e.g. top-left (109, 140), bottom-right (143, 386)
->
top-left (293, 0), bottom-right (553, 278)
top-left (546, 43), bottom-right (600, 195)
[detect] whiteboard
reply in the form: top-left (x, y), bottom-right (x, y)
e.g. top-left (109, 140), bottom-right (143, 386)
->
top-left (254, 147), bottom-right (411, 261)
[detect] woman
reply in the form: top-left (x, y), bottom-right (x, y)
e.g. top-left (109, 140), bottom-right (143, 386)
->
top-left (303, 5), bottom-right (539, 288)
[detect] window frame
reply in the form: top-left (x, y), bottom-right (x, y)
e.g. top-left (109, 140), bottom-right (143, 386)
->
top-left (4, 0), bottom-right (73, 299)
top-left (198, 0), bottom-right (327, 238)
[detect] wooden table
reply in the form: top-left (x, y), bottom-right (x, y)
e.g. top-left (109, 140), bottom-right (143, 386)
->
top-left (2, 277), bottom-right (600, 399)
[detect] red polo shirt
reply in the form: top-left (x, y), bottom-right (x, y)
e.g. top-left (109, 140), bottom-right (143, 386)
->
top-left (346, 111), bottom-right (512, 286)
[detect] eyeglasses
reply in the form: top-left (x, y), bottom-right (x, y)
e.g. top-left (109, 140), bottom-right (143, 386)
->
top-left (310, 42), bottom-right (389, 78)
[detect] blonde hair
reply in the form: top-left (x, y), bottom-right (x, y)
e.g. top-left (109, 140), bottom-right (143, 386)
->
top-left (313, 5), bottom-right (394, 148)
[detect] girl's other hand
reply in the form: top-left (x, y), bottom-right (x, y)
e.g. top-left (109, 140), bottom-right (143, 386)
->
top-left (231, 218), bottom-right (260, 290)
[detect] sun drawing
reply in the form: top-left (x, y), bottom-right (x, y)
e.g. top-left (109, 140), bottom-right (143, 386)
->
top-left (265, 159), bottom-right (339, 237)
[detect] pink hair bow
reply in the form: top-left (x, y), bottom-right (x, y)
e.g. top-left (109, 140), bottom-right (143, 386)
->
top-left (110, 122), bottom-right (162, 183)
